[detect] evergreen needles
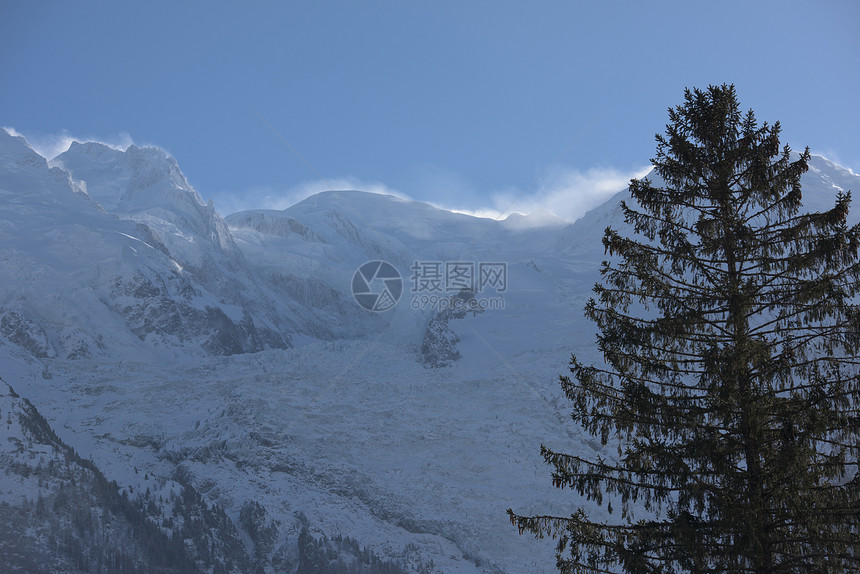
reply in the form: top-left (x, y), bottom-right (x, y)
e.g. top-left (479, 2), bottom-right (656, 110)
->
top-left (509, 84), bottom-right (860, 574)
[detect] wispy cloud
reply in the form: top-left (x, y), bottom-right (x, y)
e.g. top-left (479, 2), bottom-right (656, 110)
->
top-left (500, 164), bottom-right (652, 221)
top-left (813, 148), bottom-right (858, 176)
top-left (3, 127), bottom-right (135, 160)
top-left (38, 131), bottom-right (134, 160)
top-left (435, 164), bottom-right (652, 224)
top-left (212, 165), bottom-right (652, 225)
top-left (7, 126), bottom-right (651, 225)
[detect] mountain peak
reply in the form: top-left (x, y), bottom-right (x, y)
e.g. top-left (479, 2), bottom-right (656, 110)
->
top-left (290, 189), bottom-right (413, 210)
top-left (0, 128), bottom-right (49, 173)
top-left (502, 209), bottom-right (568, 229)
top-left (56, 141), bottom-right (192, 204)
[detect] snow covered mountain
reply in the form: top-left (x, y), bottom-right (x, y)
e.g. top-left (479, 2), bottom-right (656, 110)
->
top-left (1, 127), bottom-right (857, 573)
top-left (0, 130), bottom-right (297, 358)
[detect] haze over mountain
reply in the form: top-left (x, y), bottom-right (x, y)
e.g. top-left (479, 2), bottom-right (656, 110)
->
top-left (1, 128), bottom-right (857, 572)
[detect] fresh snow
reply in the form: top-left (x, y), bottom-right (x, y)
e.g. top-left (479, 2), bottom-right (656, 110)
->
top-left (1, 126), bottom-right (857, 572)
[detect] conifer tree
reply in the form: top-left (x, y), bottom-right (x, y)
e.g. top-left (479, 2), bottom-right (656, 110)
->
top-left (509, 84), bottom-right (860, 573)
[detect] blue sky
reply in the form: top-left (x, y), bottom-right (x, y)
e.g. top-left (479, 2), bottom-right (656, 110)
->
top-left (2, 1), bottom-right (858, 220)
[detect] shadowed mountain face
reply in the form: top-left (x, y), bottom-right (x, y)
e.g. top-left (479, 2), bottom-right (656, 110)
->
top-left (1, 128), bottom-right (857, 572)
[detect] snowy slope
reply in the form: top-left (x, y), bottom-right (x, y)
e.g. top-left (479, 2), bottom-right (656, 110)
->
top-left (0, 130), bottom-right (293, 358)
top-left (1, 129), bottom-right (857, 573)
top-left (54, 141), bottom-right (240, 281)
top-left (226, 190), bottom-right (578, 347)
